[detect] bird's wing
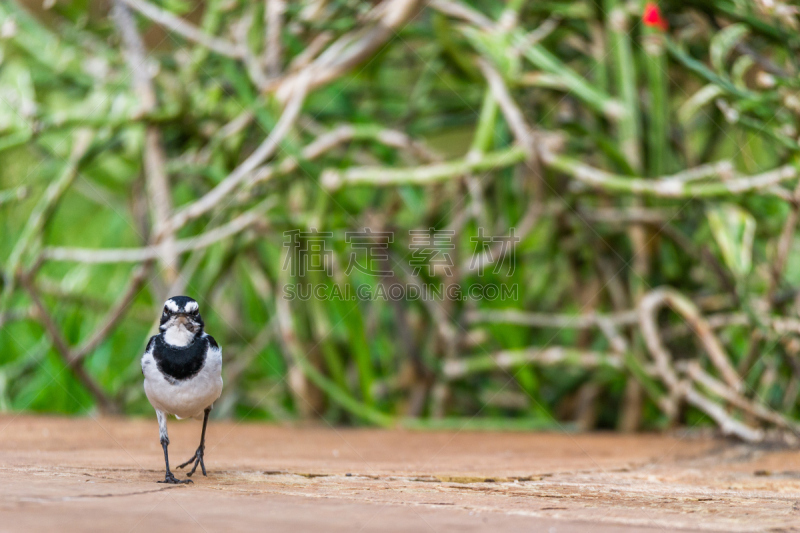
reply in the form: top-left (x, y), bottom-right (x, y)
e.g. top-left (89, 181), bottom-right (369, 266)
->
top-left (141, 335), bottom-right (157, 375)
top-left (203, 334), bottom-right (217, 346)
top-left (203, 334), bottom-right (220, 352)
top-left (202, 333), bottom-right (222, 369)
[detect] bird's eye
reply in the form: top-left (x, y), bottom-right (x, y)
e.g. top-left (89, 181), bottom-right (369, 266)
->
top-left (163, 306), bottom-right (169, 314)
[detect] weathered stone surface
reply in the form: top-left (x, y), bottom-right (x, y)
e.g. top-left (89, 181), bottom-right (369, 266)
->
top-left (0, 415), bottom-right (797, 532)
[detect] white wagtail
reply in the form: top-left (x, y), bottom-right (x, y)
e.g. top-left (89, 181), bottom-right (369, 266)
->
top-left (141, 296), bottom-right (223, 484)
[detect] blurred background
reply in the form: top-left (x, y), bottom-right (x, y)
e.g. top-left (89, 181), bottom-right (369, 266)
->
top-left (1, 0), bottom-right (800, 440)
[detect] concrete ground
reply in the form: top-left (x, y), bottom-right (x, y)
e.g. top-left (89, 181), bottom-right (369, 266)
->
top-left (0, 414), bottom-right (799, 532)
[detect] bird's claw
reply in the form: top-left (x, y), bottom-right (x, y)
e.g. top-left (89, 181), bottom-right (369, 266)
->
top-left (177, 446), bottom-right (206, 477)
top-left (158, 472), bottom-right (193, 484)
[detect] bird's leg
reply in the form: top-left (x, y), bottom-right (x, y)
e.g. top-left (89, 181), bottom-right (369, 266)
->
top-left (155, 410), bottom-right (192, 484)
top-left (177, 406), bottom-right (210, 477)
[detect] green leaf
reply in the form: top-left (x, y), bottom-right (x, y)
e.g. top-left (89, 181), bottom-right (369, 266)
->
top-left (0, 60), bottom-right (35, 135)
top-left (161, 0), bottom-right (193, 15)
top-left (731, 55), bottom-right (755, 90)
top-left (678, 84), bottom-right (724, 125)
top-left (707, 203), bottom-right (755, 279)
top-left (710, 23), bottom-right (749, 73)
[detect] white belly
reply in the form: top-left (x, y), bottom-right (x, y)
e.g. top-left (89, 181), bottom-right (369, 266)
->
top-left (142, 348), bottom-right (223, 419)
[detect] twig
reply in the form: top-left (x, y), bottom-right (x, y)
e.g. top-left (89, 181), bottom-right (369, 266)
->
top-left (683, 385), bottom-right (763, 442)
top-left (465, 308), bottom-right (639, 329)
top-left (325, 142), bottom-right (797, 199)
top-left (42, 200), bottom-right (274, 264)
top-left (233, 9), bottom-right (268, 90)
top-left (635, 289), bottom-right (781, 439)
top-left (574, 382), bottom-right (601, 431)
top-left (120, 0), bottom-right (241, 58)
top-left (168, 70), bottom-right (310, 231)
top-left (229, 124), bottom-right (440, 195)
top-left (21, 276), bottom-right (118, 414)
top-left (476, 58), bottom-right (534, 158)
top-left (113, 0), bottom-right (178, 280)
top-left (184, 110), bottom-right (254, 168)
top-left (639, 287), bottom-right (742, 392)
top-left (542, 149), bottom-right (798, 198)
top-left (515, 16), bottom-right (561, 50)
top-left (580, 206), bottom-right (672, 224)
top-left (764, 179), bottom-right (800, 305)
top-left (429, 0), bottom-right (493, 29)
top-left (271, 0), bottom-right (420, 102)
top-left (684, 360), bottom-right (796, 431)
top-left (443, 346), bottom-right (623, 379)
top-left (321, 145), bottom-right (527, 188)
top-left (372, 129), bottom-right (442, 162)
top-left (287, 31), bottom-right (334, 72)
top-left (264, 0), bottom-right (286, 77)
top-left (72, 262), bottom-right (153, 361)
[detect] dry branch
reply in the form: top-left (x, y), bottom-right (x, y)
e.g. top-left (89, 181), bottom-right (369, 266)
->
top-left (264, 0), bottom-right (286, 77)
top-left (120, 0), bottom-right (241, 58)
top-left (42, 200), bottom-right (274, 264)
top-left (543, 149), bottom-right (797, 198)
top-left (683, 385), bottom-right (764, 442)
top-left (271, 0), bottom-right (420, 101)
top-left (465, 308), bottom-right (639, 329)
top-left (21, 276), bottom-right (118, 414)
top-left (635, 287), bottom-right (793, 441)
top-left (112, 0), bottom-right (178, 279)
top-left (321, 146), bottom-right (528, 188)
top-left (323, 143), bottom-right (797, 200)
top-left (444, 347), bottom-right (623, 379)
top-left (684, 361), bottom-right (796, 431)
top-left (167, 72), bottom-right (310, 232)
top-left (429, 0), bottom-right (493, 29)
top-left (72, 262), bottom-right (153, 361)
top-left (639, 287), bottom-right (742, 392)
top-left (477, 58), bottom-right (534, 158)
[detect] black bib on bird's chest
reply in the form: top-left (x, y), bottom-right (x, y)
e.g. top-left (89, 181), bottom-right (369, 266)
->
top-left (153, 335), bottom-right (207, 381)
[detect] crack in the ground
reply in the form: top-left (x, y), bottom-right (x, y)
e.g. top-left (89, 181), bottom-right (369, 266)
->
top-left (13, 486), bottom-right (183, 503)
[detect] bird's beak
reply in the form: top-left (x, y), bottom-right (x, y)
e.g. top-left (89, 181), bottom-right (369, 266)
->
top-left (174, 313), bottom-right (198, 332)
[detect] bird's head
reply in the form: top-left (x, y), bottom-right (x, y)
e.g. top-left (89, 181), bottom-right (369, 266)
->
top-left (159, 296), bottom-right (204, 346)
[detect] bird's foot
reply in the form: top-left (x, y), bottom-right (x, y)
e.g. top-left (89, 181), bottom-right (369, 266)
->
top-left (177, 446), bottom-right (206, 477)
top-left (158, 472), bottom-right (193, 484)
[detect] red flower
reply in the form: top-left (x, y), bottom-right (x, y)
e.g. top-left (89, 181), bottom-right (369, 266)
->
top-left (643, 2), bottom-right (668, 31)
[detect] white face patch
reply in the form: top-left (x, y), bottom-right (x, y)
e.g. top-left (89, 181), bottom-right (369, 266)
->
top-left (165, 299), bottom-right (180, 313)
top-left (184, 301), bottom-right (199, 313)
top-left (164, 323), bottom-right (195, 346)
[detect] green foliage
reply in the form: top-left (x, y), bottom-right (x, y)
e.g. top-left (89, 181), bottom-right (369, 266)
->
top-left (706, 203), bottom-right (755, 280)
top-left (2, 0), bottom-right (800, 436)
